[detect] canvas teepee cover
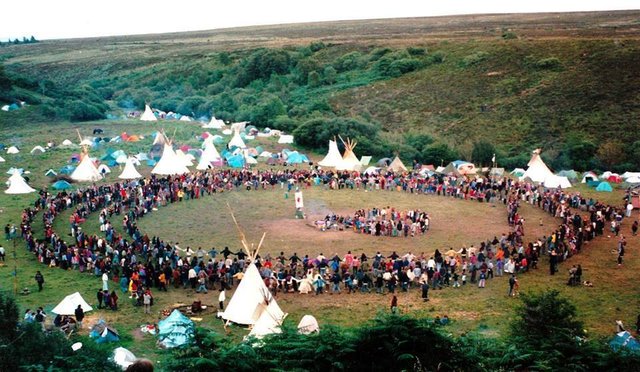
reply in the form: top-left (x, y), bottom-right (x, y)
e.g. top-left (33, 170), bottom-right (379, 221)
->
top-left (228, 129), bottom-right (246, 149)
top-left (140, 105), bottom-right (157, 121)
top-left (387, 156), bottom-right (408, 173)
top-left (318, 140), bottom-right (343, 168)
top-left (336, 137), bottom-right (361, 171)
top-left (521, 149), bottom-right (554, 183)
top-left (222, 263), bottom-right (285, 328)
top-left (119, 158), bottom-right (143, 179)
top-left (151, 144), bottom-right (190, 175)
top-left (71, 153), bottom-right (102, 182)
top-left (5, 172), bottom-right (36, 194)
top-left (196, 139), bottom-right (222, 170)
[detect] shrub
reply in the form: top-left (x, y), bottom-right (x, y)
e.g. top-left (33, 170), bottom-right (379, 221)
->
top-left (461, 51), bottom-right (489, 67)
top-left (535, 57), bottom-right (562, 70)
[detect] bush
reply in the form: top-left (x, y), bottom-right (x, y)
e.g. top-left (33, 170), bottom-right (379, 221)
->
top-left (333, 51), bottom-right (364, 73)
top-left (461, 51), bottom-right (489, 67)
top-left (535, 57), bottom-right (562, 70)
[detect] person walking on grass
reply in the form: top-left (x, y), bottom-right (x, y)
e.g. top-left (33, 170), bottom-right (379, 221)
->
top-left (143, 290), bottom-right (152, 314)
top-left (508, 274), bottom-right (516, 297)
top-left (478, 271), bottom-right (486, 288)
top-left (617, 235), bottom-right (626, 267)
top-left (391, 295), bottom-right (398, 314)
top-left (35, 271), bottom-right (44, 291)
top-left (74, 304), bottom-right (85, 330)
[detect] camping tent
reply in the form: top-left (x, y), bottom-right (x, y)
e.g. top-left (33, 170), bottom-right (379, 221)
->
top-left (610, 331), bottom-right (640, 353)
top-left (5, 172), bottom-right (36, 194)
top-left (318, 140), bottom-right (343, 168)
top-left (71, 155), bottom-right (102, 182)
top-left (297, 315), bottom-right (320, 335)
top-left (510, 168), bottom-right (526, 178)
top-left (278, 135), bottom-right (294, 144)
top-left (51, 292), bottom-right (93, 315)
top-left (179, 115), bottom-right (192, 122)
top-left (581, 171), bottom-right (598, 183)
top-left (622, 172), bottom-right (640, 180)
top-left (387, 156), bottom-right (408, 173)
top-left (221, 263), bottom-right (285, 334)
top-left (542, 175), bottom-right (572, 189)
top-left (140, 105), bottom-right (157, 121)
top-left (112, 347), bottom-right (137, 369)
top-left (61, 139), bottom-right (74, 147)
top-left (596, 181), bottom-right (613, 192)
top-left (152, 144), bottom-right (190, 175)
top-left (90, 320), bottom-right (120, 343)
top-left (557, 169), bottom-right (578, 181)
top-left (30, 146), bottom-right (46, 154)
top-left (336, 137), bottom-right (361, 171)
top-left (45, 169), bottom-right (57, 177)
top-left (443, 160), bottom-right (477, 176)
top-left (0, 155), bottom-right (4, 162)
top-left (119, 158), bottom-right (143, 179)
top-left (97, 164), bottom-right (111, 174)
top-left (52, 180), bottom-right (73, 190)
top-left (157, 309), bottom-right (194, 348)
top-left (203, 116), bottom-right (225, 129)
top-left (626, 176), bottom-right (640, 184)
top-left (6, 146), bottom-right (19, 154)
top-left (521, 149), bottom-right (553, 183)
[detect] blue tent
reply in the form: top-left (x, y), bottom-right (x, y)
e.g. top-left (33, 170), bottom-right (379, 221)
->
top-left (286, 151), bottom-right (308, 164)
top-left (59, 165), bottom-right (76, 175)
top-left (52, 180), bottom-right (73, 190)
top-left (158, 309), bottom-right (194, 348)
top-left (227, 154), bottom-right (245, 168)
top-left (90, 320), bottom-right (120, 344)
top-left (610, 331), bottom-right (640, 353)
top-left (146, 159), bottom-right (157, 167)
top-left (596, 181), bottom-right (613, 192)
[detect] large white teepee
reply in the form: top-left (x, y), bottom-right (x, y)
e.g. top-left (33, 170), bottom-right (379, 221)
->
top-left (521, 149), bottom-right (554, 183)
top-left (222, 263), bottom-right (285, 329)
top-left (5, 172), bottom-right (36, 194)
top-left (175, 149), bottom-right (194, 167)
top-left (71, 154), bottom-right (102, 182)
top-left (151, 144), bottom-right (190, 175)
top-left (336, 137), bottom-right (361, 171)
top-left (140, 105), bottom-right (157, 121)
top-left (228, 129), bottom-right (246, 149)
top-left (318, 140), bottom-right (343, 167)
top-left (119, 158), bottom-right (143, 179)
top-left (196, 139), bottom-right (221, 170)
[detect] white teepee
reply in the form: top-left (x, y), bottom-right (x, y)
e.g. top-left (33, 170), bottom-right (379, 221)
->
top-left (119, 158), bottom-right (143, 179)
top-left (318, 140), bottom-right (343, 168)
top-left (221, 214), bottom-right (286, 337)
top-left (387, 156), bottom-right (408, 173)
top-left (521, 149), bottom-right (554, 183)
top-left (228, 129), bottom-right (246, 149)
top-left (151, 144), bottom-right (190, 175)
top-left (222, 263), bottom-right (285, 329)
top-left (196, 139), bottom-right (221, 170)
top-left (71, 154), bottom-right (102, 182)
top-left (140, 105), bottom-right (157, 121)
top-left (175, 149), bottom-right (194, 167)
top-left (336, 137), bottom-right (361, 171)
top-left (203, 115), bottom-right (225, 129)
top-left (5, 172), bottom-right (36, 194)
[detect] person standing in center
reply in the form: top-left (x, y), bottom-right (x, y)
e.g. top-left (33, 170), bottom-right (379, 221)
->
top-left (102, 271), bottom-right (109, 291)
top-left (35, 271), bottom-right (44, 291)
top-left (143, 290), bottom-right (152, 314)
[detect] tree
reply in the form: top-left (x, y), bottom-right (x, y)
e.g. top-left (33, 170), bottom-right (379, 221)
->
top-left (0, 64), bottom-right (12, 93)
top-left (323, 66), bottom-right (337, 85)
top-left (421, 142), bottom-right (458, 166)
top-left (471, 140), bottom-right (496, 167)
top-left (307, 71), bottom-right (320, 88)
top-left (29, 36), bottom-right (37, 43)
top-left (507, 290), bottom-right (587, 370)
top-left (597, 140), bottom-right (626, 169)
top-left (564, 133), bottom-right (597, 171)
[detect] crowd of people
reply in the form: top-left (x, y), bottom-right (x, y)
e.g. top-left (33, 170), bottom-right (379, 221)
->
top-left (316, 207), bottom-right (431, 237)
top-left (11, 166), bottom-right (635, 319)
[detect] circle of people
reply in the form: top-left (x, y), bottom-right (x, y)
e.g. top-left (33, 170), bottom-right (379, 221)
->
top-left (11, 166), bottom-right (634, 308)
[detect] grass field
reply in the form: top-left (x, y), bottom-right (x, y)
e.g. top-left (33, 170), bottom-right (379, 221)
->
top-left (0, 114), bottom-right (639, 368)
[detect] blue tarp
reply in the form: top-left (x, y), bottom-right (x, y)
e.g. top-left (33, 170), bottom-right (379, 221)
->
top-left (227, 154), bottom-right (245, 168)
top-left (59, 165), bottom-right (76, 175)
top-left (158, 310), bottom-right (194, 348)
top-left (610, 331), bottom-right (640, 352)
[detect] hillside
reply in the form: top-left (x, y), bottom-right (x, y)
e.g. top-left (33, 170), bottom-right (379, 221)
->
top-left (2, 11), bottom-right (640, 170)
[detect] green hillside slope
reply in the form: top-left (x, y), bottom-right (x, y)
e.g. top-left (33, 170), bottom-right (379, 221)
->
top-left (1, 11), bottom-right (640, 170)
